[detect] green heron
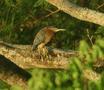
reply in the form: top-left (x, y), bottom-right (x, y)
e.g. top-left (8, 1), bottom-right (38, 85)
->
top-left (32, 26), bottom-right (65, 60)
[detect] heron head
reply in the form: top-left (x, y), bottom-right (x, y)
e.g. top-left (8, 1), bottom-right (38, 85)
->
top-left (47, 26), bottom-right (65, 32)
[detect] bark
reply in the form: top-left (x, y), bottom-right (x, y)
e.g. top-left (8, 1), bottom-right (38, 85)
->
top-left (46, 0), bottom-right (104, 26)
top-left (0, 41), bottom-right (74, 69)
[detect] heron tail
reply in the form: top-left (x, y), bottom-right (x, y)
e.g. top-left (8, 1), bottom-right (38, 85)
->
top-left (32, 44), bottom-right (37, 51)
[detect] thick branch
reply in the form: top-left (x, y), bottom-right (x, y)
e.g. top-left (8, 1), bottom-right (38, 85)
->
top-left (46, 0), bottom-right (104, 26)
top-left (0, 42), bottom-right (73, 69)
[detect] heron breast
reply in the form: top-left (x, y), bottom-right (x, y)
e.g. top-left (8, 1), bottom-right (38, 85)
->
top-left (44, 30), bottom-right (54, 44)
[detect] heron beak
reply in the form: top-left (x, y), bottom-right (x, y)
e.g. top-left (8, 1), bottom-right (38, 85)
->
top-left (55, 29), bottom-right (65, 32)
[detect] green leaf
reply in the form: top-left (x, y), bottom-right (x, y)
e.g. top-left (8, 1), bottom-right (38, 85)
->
top-left (96, 39), bottom-right (104, 48)
top-left (10, 85), bottom-right (23, 90)
top-left (79, 40), bottom-right (89, 58)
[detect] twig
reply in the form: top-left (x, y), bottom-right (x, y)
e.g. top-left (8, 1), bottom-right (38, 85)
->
top-left (97, 3), bottom-right (104, 9)
top-left (34, 9), bottom-right (60, 22)
top-left (32, 9), bottom-right (60, 24)
top-left (43, 9), bottom-right (60, 19)
top-left (20, 9), bottom-right (60, 28)
top-left (86, 29), bottom-right (94, 46)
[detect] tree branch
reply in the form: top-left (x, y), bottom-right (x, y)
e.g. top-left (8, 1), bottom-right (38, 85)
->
top-left (0, 41), bottom-right (74, 69)
top-left (46, 0), bottom-right (104, 26)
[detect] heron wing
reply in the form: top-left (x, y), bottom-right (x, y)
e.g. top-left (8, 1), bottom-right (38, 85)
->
top-left (32, 30), bottom-right (45, 50)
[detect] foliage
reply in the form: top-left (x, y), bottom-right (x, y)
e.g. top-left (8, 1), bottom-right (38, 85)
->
top-left (0, 0), bottom-right (104, 90)
top-left (10, 85), bottom-right (23, 90)
top-left (0, 80), bottom-right (10, 90)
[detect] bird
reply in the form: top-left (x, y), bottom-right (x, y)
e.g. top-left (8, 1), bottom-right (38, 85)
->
top-left (32, 26), bottom-right (65, 60)
top-left (32, 26), bottom-right (65, 51)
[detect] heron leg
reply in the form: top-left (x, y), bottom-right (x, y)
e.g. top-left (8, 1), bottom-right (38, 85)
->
top-left (37, 43), bottom-right (49, 61)
top-left (37, 43), bottom-right (50, 61)
top-left (42, 46), bottom-right (49, 60)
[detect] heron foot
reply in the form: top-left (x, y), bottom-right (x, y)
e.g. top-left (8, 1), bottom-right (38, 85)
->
top-left (37, 46), bottom-right (50, 61)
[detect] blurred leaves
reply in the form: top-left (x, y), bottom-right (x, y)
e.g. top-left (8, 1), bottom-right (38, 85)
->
top-left (0, 0), bottom-right (104, 90)
top-left (0, 80), bottom-right (10, 90)
top-left (28, 69), bottom-right (71, 90)
top-left (10, 85), bottom-right (23, 90)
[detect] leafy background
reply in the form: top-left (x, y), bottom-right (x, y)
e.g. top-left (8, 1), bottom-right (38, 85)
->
top-left (0, 0), bottom-right (104, 90)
